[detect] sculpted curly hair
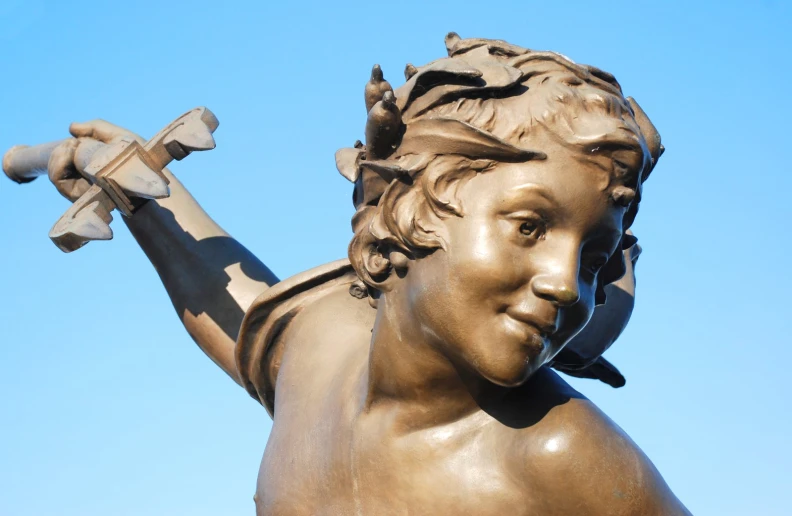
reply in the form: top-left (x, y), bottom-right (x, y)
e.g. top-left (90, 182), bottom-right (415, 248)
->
top-left (335, 33), bottom-right (663, 305)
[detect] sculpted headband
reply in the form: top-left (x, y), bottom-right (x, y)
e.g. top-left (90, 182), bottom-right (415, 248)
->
top-left (336, 117), bottom-right (547, 207)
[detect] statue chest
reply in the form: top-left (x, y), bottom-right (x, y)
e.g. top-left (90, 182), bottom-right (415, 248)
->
top-left (254, 412), bottom-right (530, 515)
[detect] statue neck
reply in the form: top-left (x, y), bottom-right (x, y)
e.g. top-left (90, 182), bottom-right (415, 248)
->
top-left (362, 293), bottom-right (496, 432)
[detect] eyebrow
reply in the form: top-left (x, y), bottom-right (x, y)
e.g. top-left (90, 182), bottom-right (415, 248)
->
top-left (501, 183), bottom-right (624, 248)
top-left (501, 183), bottom-right (558, 205)
top-left (579, 137), bottom-right (645, 175)
top-left (585, 130), bottom-right (646, 157)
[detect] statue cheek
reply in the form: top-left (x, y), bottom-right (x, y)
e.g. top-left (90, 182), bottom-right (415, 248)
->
top-left (449, 251), bottom-right (508, 299)
top-left (451, 225), bottom-right (521, 290)
top-left (559, 299), bottom-right (596, 343)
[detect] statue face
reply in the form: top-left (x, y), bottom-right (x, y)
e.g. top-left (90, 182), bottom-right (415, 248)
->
top-left (396, 142), bottom-right (629, 386)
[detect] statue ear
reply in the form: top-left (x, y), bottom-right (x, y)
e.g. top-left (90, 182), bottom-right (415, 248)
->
top-left (361, 245), bottom-right (412, 292)
top-left (349, 207), bottom-right (392, 300)
top-left (362, 243), bottom-right (392, 286)
top-left (388, 249), bottom-right (410, 276)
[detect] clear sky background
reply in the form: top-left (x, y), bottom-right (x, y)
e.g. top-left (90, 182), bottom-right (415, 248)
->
top-left (0, 1), bottom-right (789, 515)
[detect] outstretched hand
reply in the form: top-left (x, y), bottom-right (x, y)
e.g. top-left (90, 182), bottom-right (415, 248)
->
top-left (47, 120), bottom-right (142, 202)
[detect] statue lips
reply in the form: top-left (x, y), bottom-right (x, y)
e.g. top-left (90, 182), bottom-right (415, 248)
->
top-left (504, 308), bottom-right (558, 353)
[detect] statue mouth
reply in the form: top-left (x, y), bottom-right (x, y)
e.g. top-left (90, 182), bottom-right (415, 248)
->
top-left (501, 314), bottom-right (553, 359)
top-left (504, 309), bottom-right (558, 338)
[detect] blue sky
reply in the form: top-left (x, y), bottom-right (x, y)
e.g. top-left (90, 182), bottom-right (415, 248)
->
top-left (1, 1), bottom-right (790, 515)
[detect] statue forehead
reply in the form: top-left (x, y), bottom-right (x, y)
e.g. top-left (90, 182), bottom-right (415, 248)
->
top-left (453, 166), bottom-right (611, 220)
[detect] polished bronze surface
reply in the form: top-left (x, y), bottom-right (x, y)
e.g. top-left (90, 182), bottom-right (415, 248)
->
top-left (3, 34), bottom-right (689, 515)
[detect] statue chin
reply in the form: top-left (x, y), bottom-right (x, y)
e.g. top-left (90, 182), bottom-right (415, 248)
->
top-left (471, 350), bottom-right (547, 388)
top-left (482, 368), bottom-right (534, 388)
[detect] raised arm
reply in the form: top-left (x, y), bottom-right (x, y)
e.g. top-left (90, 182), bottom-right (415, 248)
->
top-left (47, 119), bottom-right (279, 385)
top-left (123, 169), bottom-right (278, 383)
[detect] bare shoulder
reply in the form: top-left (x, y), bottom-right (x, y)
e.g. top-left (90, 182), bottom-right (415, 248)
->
top-left (509, 368), bottom-right (691, 515)
top-left (236, 259), bottom-right (374, 414)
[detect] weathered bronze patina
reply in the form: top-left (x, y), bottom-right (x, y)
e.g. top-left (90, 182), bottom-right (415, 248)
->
top-left (4, 34), bottom-right (690, 515)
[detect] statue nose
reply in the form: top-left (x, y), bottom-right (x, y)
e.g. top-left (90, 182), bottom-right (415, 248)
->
top-left (531, 275), bottom-right (580, 307)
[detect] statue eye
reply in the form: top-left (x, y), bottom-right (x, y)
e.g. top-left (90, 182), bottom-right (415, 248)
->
top-left (583, 255), bottom-right (609, 275)
top-left (613, 159), bottom-right (629, 170)
top-left (593, 257), bottom-right (608, 271)
top-left (519, 220), bottom-right (543, 238)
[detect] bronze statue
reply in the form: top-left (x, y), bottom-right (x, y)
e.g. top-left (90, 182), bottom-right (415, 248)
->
top-left (4, 34), bottom-right (691, 515)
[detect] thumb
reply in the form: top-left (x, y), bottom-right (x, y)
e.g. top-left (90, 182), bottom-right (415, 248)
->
top-left (47, 139), bottom-right (90, 202)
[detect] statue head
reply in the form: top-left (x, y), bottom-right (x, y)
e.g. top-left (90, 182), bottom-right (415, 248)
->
top-left (336, 33), bottom-right (663, 387)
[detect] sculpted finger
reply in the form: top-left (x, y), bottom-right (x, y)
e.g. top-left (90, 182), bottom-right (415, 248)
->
top-left (48, 139), bottom-right (90, 201)
top-left (69, 119), bottom-right (139, 143)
